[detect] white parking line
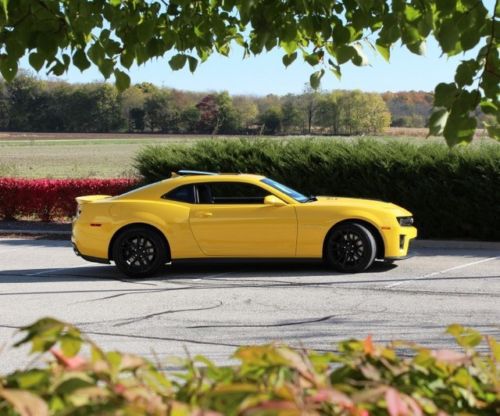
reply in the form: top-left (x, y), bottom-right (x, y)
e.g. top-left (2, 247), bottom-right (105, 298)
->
top-left (385, 256), bottom-right (500, 288)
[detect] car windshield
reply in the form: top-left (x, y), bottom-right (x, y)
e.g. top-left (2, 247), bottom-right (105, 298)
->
top-left (261, 178), bottom-right (310, 203)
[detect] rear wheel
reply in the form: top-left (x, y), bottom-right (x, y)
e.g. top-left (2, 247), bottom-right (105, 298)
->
top-left (324, 223), bottom-right (376, 273)
top-left (112, 227), bottom-right (168, 277)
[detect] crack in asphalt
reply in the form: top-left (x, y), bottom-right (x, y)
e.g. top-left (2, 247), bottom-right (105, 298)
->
top-left (111, 302), bottom-right (223, 327)
top-left (188, 314), bottom-right (337, 329)
top-left (68, 302), bottom-right (224, 327)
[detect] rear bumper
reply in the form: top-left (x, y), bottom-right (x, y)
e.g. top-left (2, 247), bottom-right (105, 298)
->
top-left (72, 240), bottom-right (110, 264)
top-left (72, 218), bottom-right (112, 261)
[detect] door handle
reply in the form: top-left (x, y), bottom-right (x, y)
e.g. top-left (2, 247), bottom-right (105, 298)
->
top-left (198, 211), bottom-right (213, 217)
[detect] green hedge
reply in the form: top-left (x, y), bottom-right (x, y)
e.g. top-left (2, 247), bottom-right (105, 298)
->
top-left (135, 139), bottom-right (500, 241)
top-left (1, 318), bottom-right (498, 415)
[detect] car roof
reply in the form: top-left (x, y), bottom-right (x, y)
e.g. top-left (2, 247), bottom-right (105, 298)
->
top-left (117, 173), bottom-right (267, 200)
top-left (165, 173), bottom-right (266, 185)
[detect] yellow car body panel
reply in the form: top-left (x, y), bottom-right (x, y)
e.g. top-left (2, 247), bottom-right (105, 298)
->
top-left (72, 173), bottom-right (417, 266)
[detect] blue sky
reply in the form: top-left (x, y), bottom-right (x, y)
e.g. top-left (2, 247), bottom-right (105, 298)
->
top-left (26, 39), bottom-right (473, 95)
top-left (21, 0), bottom-right (495, 96)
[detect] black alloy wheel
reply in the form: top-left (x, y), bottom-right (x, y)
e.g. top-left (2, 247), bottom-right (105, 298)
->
top-left (324, 222), bottom-right (376, 273)
top-left (112, 227), bottom-right (168, 277)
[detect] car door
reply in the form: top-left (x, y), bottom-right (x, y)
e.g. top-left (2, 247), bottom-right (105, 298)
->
top-left (189, 181), bottom-right (297, 257)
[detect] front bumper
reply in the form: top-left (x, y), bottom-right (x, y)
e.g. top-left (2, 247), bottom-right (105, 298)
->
top-left (383, 225), bottom-right (417, 259)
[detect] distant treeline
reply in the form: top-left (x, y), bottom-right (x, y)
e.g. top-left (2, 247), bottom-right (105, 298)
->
top-left (0, 73), bottom-right (434, 135)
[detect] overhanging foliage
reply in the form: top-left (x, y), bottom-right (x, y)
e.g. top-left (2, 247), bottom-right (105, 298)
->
top-left (0, 1), bottom-right (498, 144)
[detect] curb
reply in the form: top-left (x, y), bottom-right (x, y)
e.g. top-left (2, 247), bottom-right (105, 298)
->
top-left (412, 239), bottom-right (500, 250)
top-left (0, 229), bottom-right (498, 250)
top-left (0, 229), bottom-right (71, 237)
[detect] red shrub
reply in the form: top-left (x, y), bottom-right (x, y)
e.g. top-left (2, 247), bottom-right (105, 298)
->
top-left (0, 178), bottom-right (138, 221)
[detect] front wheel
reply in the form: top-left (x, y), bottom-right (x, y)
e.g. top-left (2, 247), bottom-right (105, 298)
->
top-left (324, 223), bottom-right (376, 273)
top-left (112, 227), bottom-right (168, 277)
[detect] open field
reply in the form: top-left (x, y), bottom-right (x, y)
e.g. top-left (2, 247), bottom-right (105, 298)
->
top-left (0, 136), bottom-right (199, 178)
top-left (0, 130), bottom-right (496, 178)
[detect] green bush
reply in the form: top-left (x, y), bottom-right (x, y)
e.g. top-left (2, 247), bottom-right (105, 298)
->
top-left (135, 139), bottom-right (500, 241)
top-left (0, 318), bottom-right (498, 415)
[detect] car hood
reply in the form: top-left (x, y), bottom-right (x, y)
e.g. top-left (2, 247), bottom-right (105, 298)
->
top-left (312, 196), bottom-right (412, 216)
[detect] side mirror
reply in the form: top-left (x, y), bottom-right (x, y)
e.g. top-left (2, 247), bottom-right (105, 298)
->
top-left (264, 195), bottom-right (286, 206)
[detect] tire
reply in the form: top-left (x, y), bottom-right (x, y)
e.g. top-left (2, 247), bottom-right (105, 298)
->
top-left (324, 222), bottom-right (376, 273)
top-left (112, 226), bottom-right (168, 277)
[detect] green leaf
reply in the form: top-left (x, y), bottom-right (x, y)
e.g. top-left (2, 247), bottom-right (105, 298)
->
top-left (0, 57), bottom-right (17, 82)
top-left (304, 52), bottom-right (321, 66)
top-left (55, 377), bottom-right (95, 395)
top-left (120, 49), bottom-right (135, 69)
top-left (137, 21), bottom-right (155, 43)
top-left (434, 82), bottom-right (458, 108)
top-left (282, 52), bottom-right (297, 67)
top-left (447, 324), bottom-right (483, 348)
top-left (375, 42), bottom-right (390, 62)
top-left (88, 42), bottom-right (105, 65)
top-left (1, 0), bottom-right (8, 18)
top-left (169, 54), bottom-right (187, 70)
top-left (99, 59), bottom-right (114, 79)
top-left (488, 337), bottom-right (500, 361)
top-left (352, 43), bottom-right (368, 66)
top-left (436, 0), bottom-right (456, 14)
top-left (73, 49), bottom-right (91, 71)
top-left (187, 56), bottom-right (198, 73)
top-left (9, 370), bottom-right (48, 390)
top-left (427, 107), bottom-right (449, 136)
top-left (444, 115), bottom-right (476, 146)
top-left (437, 20), bottom-right (460, 54)
top-left (29, 52), bottom-right (45, 71)
top-left (335, 45), bottom-right (353, 64)
top-left (460, 27), bottom-right (481, 51)
top-left (406, 40), bottom-right (426, 55)
top-left (453, 89), bottom-right (480, 114)
top-left (280, 40), bottom-right (297, 55)
top-left (480, 100), bottom-right (498, 115)
top-left (61, 332), bottom-right (82, 357)
top-left (110, 0), bottom-right (121, 5)
top-left (404, 5), bottom-right (421, 21)
top-left (455, 60), bottom-right (478, 87)
top-left (328, 59), bottom-right (341, 79)
top-left (48, 60), bottom-right (65, 76)
top-left (332, 24), bottom-right (351, 44)
top-left (106, 351), bottom-right (122, 374)
top-left (309, 69), bottom-right (325, 89)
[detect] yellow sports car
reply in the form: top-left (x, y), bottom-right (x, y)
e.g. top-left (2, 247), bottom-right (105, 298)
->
top-left (72, 170), bottom-right (417, 277)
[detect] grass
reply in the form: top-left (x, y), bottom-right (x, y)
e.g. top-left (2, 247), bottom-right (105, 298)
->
top-left (0, 131), bottom-right (497, 178)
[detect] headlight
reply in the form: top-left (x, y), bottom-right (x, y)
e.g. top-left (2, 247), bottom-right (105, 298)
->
top-left (397, 216), bottom-right (414, 226)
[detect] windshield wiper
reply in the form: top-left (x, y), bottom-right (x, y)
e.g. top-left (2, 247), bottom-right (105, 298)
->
top-left (305, 195), bottom-right (317, 202)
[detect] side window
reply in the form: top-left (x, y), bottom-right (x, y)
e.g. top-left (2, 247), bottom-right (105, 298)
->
top-left (162, 185), bottom-right (195, 204)
top-left (197, 182), bottom-right (268, 204)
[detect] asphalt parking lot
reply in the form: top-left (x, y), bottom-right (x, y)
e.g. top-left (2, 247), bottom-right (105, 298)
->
top-left (0, 237), bottom-right (499, 373)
